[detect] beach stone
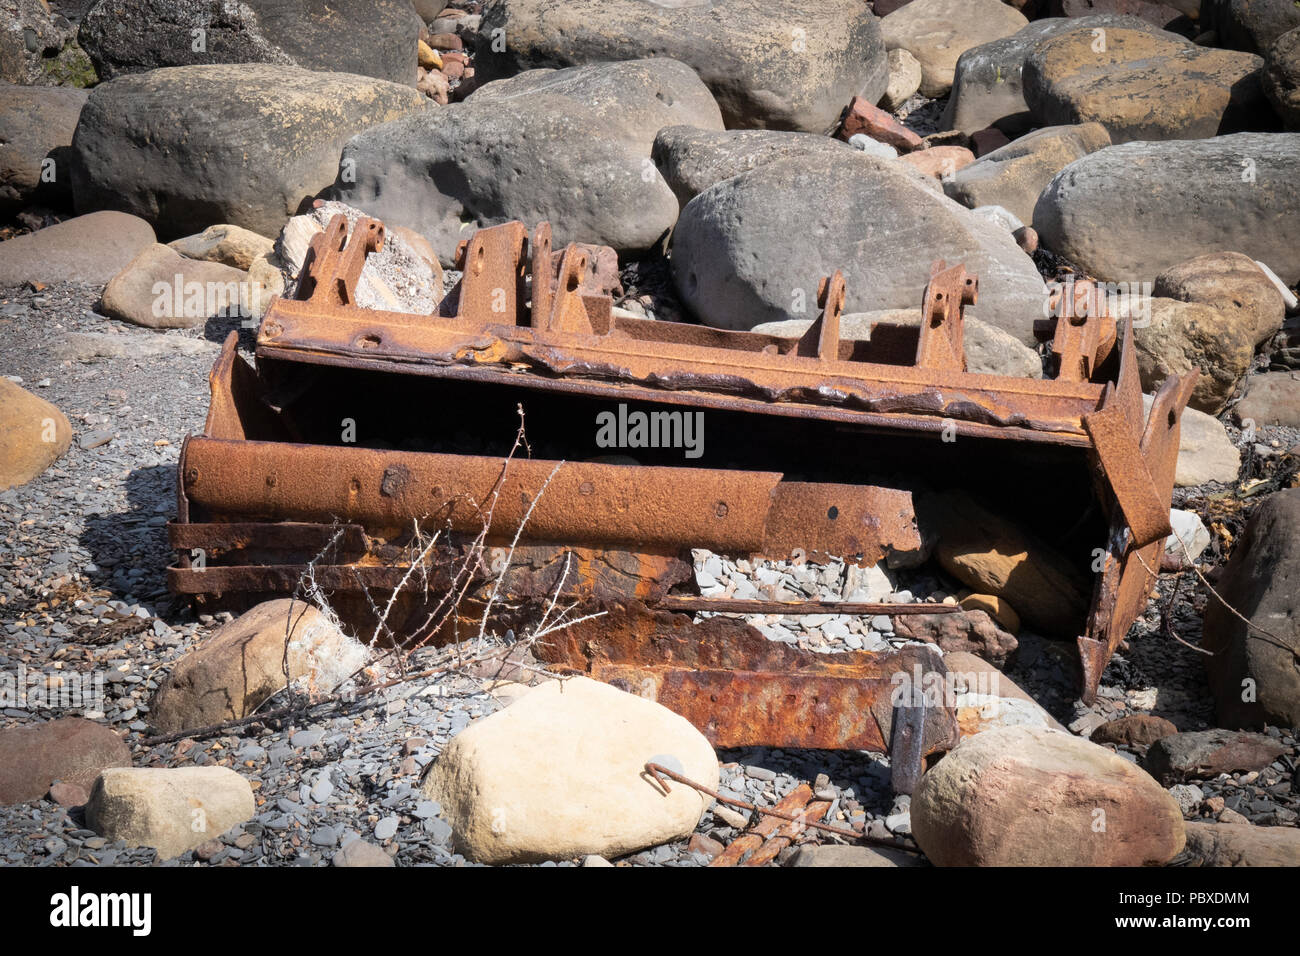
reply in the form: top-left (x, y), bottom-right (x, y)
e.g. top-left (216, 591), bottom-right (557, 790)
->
top-left (1203, 0), bottom-right (1300, 54)
top-left (671, 152), bottom-right (1047, 344)
top-left (1264, 26), bottom-right (1300, 129)
top-left (168, 223), bottom-right (275, 272)
top-left (333, 838), bottom-right (395, 867)
top-left (78, 0), bottom-right (423, 85)
top-left (899, 145), bottom-right (976, 179)
top-left (150, 599), bottom-right (369, 734)
top-left (651, 126), bottom-right (857, 207)
top-left (0, 210), bottom-right (155, 284)
top-left (1235, 371), bottom-right (1300, 426)
top-left (945, 123), bottom-right (1111, 227)
top-left (945, 651), bottom-right (1067, 736)
top-left (1091, 714), bottom-right (1179, 747)
top-left (333, 58), bottom-right (720, 264)
top-left (1023, 27), bottom-right (1268, 143)
top-left (882, 47), bottom-right (923, 111)
top-left (423, 676), bottom-right (718, 864)
top-left (1034, 134), bottom-right (1300, 285)
top-left (787, 844), bottom-right (925, 866)
top-left (0, 718), bottom-right (131, 805)
top-left (1133, 297), bottom-right (1254, 413)
top-left (892, 611), bottom-right (1020, 668)
top-left (957, 594), bottom-right (1020, 634)
top-left (472, 0), bottom-right (888, 133)
top-left (1144, 394), bottom-right (1240, 487)
top-left (85, 766), bottom-right (256, 860)
top-left (0, 377), bottom-right (73, 492)
top-left (1153, 252), bottom-right (1286, 347)
top-left (880, 0), bottom-right (1029, 98)
top-left (1183, 820), bottom-right (1300, 865)
top-left (1202, 488), bottom-right (1300, 729)
top-left (912, 726), bottom-right (1185, 866)
top-left (1144, 729), bottom-right (1288, 782)
top-left (100, 243), bottom-right (253, 330)
top-left (942, 15), bottom-right (1162, 135)
top-left (70, 64), bottom-right (428, 239)
top-left (0, 82), bottom-right (87, 212)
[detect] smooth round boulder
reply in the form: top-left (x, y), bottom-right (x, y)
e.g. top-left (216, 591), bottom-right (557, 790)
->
top-left (0, 377), bottom-right (73, 492)
top-left (912, 726), bottom-right (1186, 866)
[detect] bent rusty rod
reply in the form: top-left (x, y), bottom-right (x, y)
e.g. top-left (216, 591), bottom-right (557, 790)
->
top-left (643, 762), bottom-right (921, 853)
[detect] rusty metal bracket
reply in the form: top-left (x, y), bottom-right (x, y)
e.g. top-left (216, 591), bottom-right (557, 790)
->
top-left (914, 260), bottom-right (975, 372)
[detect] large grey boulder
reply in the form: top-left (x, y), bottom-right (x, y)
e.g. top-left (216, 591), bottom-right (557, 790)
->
top-left (1202, 0), bottom-right (1300, 54)
top-left (1034, 133), bottom-right (1300, 284)
top-left (1023, 26), bottom-right (1269, 143)
top-left (473, 0), bottom-right (887, 133)
top-left (1264, 26), bottom-right (1300, 130)
top-left (944, 123), bottom-right (1111, 227)
top-left (0, 210), bottom-right (156, 284)
top-left (1202, 487), bottom-right (1300, 729)
top-left (0, 83), bottom-right (87, 213)
top-left (331, 59), bottom-right (723, 264)
top-left (879, 0), bottom-right (1028, 98)
top-left (671, 152), bottom-right (1047, 344)
top-left (941, 15), bottom-right (1161, 135)
top-left (70, 64), bottom-right (428, 240)
top-left (651, 125), bottom-right (859, 206)
top-left (79, 0), bottom-right (422, 85)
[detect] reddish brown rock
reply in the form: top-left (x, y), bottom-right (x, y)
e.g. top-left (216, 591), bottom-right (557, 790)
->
top-left (839, 95), bottom-right (923, 152)
top-left (1090, 714), bottom-right (1179, 748)
top-left (893, 609), bottom-right (1018, 668)
top-left (970, 126), bottom-right (1012, 157)
top-left (1143, 730), bottom-right (1287, 783)
top-left (898, 145), bottom-right (976, 179)
top-left (48, 781), bottom-right (90, 808)
top-left (0, 719), bottom-right (131, 806)
top-left (427, 32), bottom-right (463, 50)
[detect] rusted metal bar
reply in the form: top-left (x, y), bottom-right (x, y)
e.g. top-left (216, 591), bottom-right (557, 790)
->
top-left (915, 260), bottom-right (975, 373)
top-left (652, 596), bottom-right (960, 616)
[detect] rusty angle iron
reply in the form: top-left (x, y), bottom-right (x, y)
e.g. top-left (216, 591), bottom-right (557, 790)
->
top-left (168, 214), bottom-right (1195, 779)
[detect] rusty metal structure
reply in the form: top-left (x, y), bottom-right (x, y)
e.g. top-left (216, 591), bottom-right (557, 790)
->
top-left (169, 214), bottom-right (1194, 787)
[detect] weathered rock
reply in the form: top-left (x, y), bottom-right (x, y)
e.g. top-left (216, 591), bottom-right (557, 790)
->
top-left (899, 145), bottom-right (976, 179)
top-left (1264, 26), bottom-right (1300, 129)
top-left (957, 593), bottom-right (1021, 634)
top-left (1023, 27), bottom-right (1268, 143)
top-left (0, 719), bottom-right (130, 805)
top-left (0, 377), bottom-right (72, 492)
top-left (943, 651), bottom-right (1067, 734)
top-left (750, 308), bottom-right (1043, 379)
top-left (150, 599), bottom-right (368, 734)
top-left (1236, 371), bottom-right (1300, 426)
top-left (651, 126), bottom-right (857, 207)
top-left (333, 838), bottom-right (395, 867)
top-left (473, 0), bottom-right (887, 133)
top-left (71, 64), bottom-right (428, 240)
top-left (1, 0), bottom-right (92, 86)
top-left (892, 610), bottom-right (1020, 668)
top-left (51, 331), bottom-right (217, 362)
top-left (1144, 729), bottom-right (1288, 782)
top-left (912, 726), bottom-right (1185, 866)
top-left (1202, 487), bottom-right (1300, 728)
top-left (99, 243), bottom-right (253, 331)
top-left (0, 83), bottom-right (86, 212)
top-left (945, 123), bottom-right (1111, 227)
top-left (1145, 394), bottom-right (1241, 487)
top-left (168, 223), bottom-right (275, 272)
top-left (917, 490), bottom-right (1091, 637)
top-left (1166, 507), bottom-right (1212, 563)
top-left (839, 96), bottom-right (924, 152)
top-left (1203, 0), bottom-right (1300, 53)
top-left (1153, 252), bottom-right (1285, 347)
top-left (1051, 0), bottom-right (1196, 31)
top-left (787, 844), bottom-right (926, 866)
top-left (882, 47), bottom-right (924, 111)
top-left (671, 152), bottom-right (1047, 344)
top-left (1133, 297), bottom-right (1255, 413)
top-left (423, 676), bottom-right (718, 864)
top-left (79, 0), bottom-right (422, 85)
top-left (85, 766), bottom-right (256, 860)
top-left (0, 210), bottom-right (155, 285)
top-left (1091, 713), bottom-right (1179, 747)
top-left (1183, 820), bottom-right (1300, 865)
top-left (1034, 134), bottom-right (1300, 285)
top-left (942, 15), bottom-right (1162, 135)
top-left (333, 59), bottom-right (720, 263)
top-left (881, 0), bottom-right (1029, 98)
